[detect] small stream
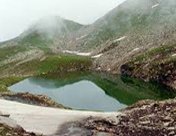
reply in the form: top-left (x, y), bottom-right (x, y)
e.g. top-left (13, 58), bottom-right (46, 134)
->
top-left (8, 72), bottom-right (175, 111)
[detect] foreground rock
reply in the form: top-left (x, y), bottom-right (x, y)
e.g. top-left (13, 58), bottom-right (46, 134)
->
top-left (84, 99), bottom-right (176, 136)
top-left (0, 92), bottom-right (67, 109)
top-left (0, 116), bottom-right (38, 136)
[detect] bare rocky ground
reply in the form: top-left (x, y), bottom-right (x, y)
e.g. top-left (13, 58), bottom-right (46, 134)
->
top-left (0, 48), bottom-right (45, 78)
top-left (1, 49), bottom-right (44, 67)
top-left (82, 99), bottom-right (176, 136)
top-left (93, 26), bottom-right (176, 74)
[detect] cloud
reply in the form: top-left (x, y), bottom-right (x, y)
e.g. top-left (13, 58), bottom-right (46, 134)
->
top-left (0, 0), bottom-right (125, 41)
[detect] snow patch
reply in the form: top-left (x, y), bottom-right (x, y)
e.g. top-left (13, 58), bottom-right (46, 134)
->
top-left (97, 67), bottom-right (101, 70)
top-left (152, 4), bottom-right (159, 8)
top-left (63, 50), bottom-right (91, 56)
top-left (91, 54), bottom-right (103, 59)
top-left (0, 99), bottom-right (120, 135)
top-left (113, 36), bottom-right (127, 43)
top-left (76, 35), bottom-right (87, 40)
top-left (172, 53), bottom-right (176, 57)
top-left (132, 48), bottom-right (140, 52)
top-left (76, 52), bottom-right (92, 56)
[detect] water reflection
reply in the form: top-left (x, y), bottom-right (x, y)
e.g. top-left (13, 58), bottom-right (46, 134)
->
top-left (9, 72), bottom-right (175, 111)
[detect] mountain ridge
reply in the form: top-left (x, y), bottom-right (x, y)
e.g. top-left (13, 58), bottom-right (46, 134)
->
top-left (1, 0), bottom-right (176, 78)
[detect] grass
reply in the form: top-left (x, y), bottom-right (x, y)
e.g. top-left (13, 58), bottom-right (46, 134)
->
top-left (0, 39), bottom-right (93, 92)
top-left (38, 54), bottom-right (92, 75)
top-left (0, 77), bottom-right (25, 92)
top-left (0, 54), bottom-right (92, 92)
top-left (0, 53), bottom-right (92, 78)
top-left (133, 45), bottom-right (176, 63)
top-left (18, 32), bottom-right (52, 52)
top-left (0, 46), bottom-right (26, 62)
top-left (123, 44), bottom-right (176, 90)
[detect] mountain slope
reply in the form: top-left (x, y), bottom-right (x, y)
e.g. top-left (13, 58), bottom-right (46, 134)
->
top-left (80, 0), bottom-right (176, 49)
top-left (0, 16), bottom-right (84, 50)
top-left (85, 0), bottom-right (176, 73)
top-left (0, 17), bottom-right (85, 74)
top-left (121, 45), bottom-right (176, 90)
top-left (2, 0), bottom-right (176, 52)
top-left (18, 16), bottom-right (84, 50)
top-left (1, 0), bottom-right (176, 75)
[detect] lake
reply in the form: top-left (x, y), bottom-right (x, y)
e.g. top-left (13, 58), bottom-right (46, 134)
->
top-left (8, 72), bottom-right (175, 111)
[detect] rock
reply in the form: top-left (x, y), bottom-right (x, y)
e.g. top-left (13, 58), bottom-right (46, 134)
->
top-left (0, 116), bottom-right (39, 136)
top-left (84, 98), bottom-right (176, 136)
top-left (168, 127), bottom-right (175, 130)
top-left (168, 131), bottom-right (175, 136)
top-left (0, 92), bottom-right (68, 109)
top-left (163, 122), bottom-right (170, 127)
top-left (0, 116), bottom-right (20, 129)
top-left (140, 120), bottom-right (150, 125)
top-left (0, 111), bottom-right (10, 117)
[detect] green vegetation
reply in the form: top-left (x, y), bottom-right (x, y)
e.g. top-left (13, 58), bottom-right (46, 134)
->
top-left (129, 45), bottom-right (176, 71)
top-left (0, 39), bottom-right (92, 92)
top-left (39, 54), bottom-right (92, 76)
top-left (18, 33), bottom-right (52, 52)
top-left (62, 19), bottom-right (84, 32)
top-left (0, 46), bottom-right (26, 61)
top-left (133, 45), bottom-right (176, 63)
top-left (89, 73), bottom-right (175, 105)
top-left (0, 77), bottom-right (25, 92)
top-left (29, 72), bottom-right (176, 106)
top-left (10, 54), bottom-right (92, 77)
top-left (15, 16), bottom-right (84, 52)
top-left (0, 124), bottom-right (38, 136)
top-left (0, 53), bottom-right (92, 83)
top-left (122, 45), bottom-right (176, 90)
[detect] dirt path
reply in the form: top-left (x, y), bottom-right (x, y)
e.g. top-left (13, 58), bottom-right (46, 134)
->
top-left (0, 99), bottom-right (120, 135)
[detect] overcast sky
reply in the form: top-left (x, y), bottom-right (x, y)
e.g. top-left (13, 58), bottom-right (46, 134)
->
top-left (0, 0), bottom-right (125, 42)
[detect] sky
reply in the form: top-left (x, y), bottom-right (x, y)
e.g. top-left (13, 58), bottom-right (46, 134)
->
top-left (0, 0), bottom-right (125, 42)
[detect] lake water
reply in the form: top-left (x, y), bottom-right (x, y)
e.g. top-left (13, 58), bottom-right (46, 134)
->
top-left (8, 72), bottom-right (175, 111)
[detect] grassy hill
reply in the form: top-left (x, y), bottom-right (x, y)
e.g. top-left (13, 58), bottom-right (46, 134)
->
top-left (0, 16), bottom-right (84, 52)
top-left (121, 45), bottom-right (176, 90)
top-left (17, 16), bottom-right (84, 51)
top-left (0, 16), bottom-right (85, 80)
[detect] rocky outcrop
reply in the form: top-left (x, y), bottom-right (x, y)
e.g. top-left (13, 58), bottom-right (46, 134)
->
top-left (90, 0), bottom-right (176, 74)
top-left (120, 45), bottom-right (176, 90)
top-left (0, 92), bottom-right (67, 108)
top-left (93, 26), bottom-right (176, 74)
top-left (0, 116), bottom-right (38, 136)
top-left (84, 99), bottom-right (176, 136)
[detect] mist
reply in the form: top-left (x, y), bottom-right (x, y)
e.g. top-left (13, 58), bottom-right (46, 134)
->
top-left (0, 0), bottom-right (125, 42)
